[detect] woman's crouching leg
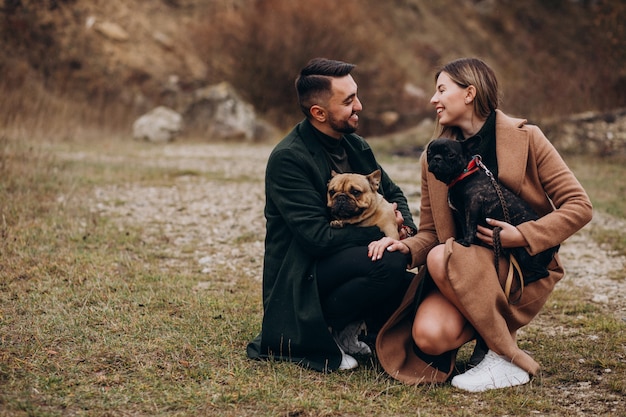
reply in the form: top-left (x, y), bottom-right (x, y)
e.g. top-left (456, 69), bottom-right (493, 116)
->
top-left (411, 244), bottom-right (474, 356)
top-left (412, 290), bottom-right (474, 355)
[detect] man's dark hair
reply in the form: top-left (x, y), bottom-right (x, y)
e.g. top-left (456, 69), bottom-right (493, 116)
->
top-left (295, 58), bottom-right (355, 118)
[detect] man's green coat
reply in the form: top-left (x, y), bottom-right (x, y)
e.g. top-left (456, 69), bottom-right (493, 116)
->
top-left (247, 119), bottom-right (415, 371)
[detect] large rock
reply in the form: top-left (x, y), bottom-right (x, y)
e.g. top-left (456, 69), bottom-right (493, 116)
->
top-left (184, 82), bottom-right (257, 141)
top-left (543, 108), bottom-right (626, 157)
top-left (132, 106), bottom-right (183, 143)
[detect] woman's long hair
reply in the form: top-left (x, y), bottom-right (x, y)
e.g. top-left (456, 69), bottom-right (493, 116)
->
top-left (432, 57), bottom-right (500, 140)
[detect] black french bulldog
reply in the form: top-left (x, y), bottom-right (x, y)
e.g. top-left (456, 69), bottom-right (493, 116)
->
top-left (426, 137), bottom-right (558, 284)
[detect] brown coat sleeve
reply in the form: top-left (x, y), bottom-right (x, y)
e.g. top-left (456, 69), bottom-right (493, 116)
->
top-left (512, 124), bottom-right (593, 255)
top-left (401, 152), bottom-right (441, 268)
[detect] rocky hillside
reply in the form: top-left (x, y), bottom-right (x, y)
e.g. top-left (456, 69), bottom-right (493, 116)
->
top-left (1, 0), bottom-right (625, 141)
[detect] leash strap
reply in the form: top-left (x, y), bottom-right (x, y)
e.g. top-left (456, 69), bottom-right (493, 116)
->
top-left (504, 253), bottom-right (524, 304)
top-left (474, 155), bottom-right (525, 303)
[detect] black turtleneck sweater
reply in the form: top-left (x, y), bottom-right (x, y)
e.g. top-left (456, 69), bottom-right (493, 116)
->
top-left (459, 110), bottom-right (498, 179)
top-left (313, 128), bottom-right (352, 173)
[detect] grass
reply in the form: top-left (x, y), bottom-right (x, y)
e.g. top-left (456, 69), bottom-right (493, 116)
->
top-left (564, 154), bottom-right (626, 282)
top-left (565, 155), bottom-right (626, 222)
top-left (1, 136), bottom-right (625, 416)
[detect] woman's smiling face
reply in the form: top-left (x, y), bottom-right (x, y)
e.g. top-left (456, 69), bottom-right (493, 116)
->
top-left (430, 71), bottom-right (471, 128)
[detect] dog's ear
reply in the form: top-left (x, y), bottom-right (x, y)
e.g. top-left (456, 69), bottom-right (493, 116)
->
top-left (367, 169), bottom-right (382, 191)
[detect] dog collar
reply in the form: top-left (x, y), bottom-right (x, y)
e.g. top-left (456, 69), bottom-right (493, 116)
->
top-left (448, 156), bottom-right (480, 188)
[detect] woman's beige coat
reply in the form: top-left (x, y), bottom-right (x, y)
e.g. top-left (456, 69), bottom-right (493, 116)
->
top-left (376, 110), bottom-right (593, 384)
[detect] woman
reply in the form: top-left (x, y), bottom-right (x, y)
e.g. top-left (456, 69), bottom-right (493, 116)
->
top-left (371, 57), bottom-right (592, 392)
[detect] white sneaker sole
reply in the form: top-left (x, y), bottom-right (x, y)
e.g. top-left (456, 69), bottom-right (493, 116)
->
top-left (451, 372), bottom-right (530, 392)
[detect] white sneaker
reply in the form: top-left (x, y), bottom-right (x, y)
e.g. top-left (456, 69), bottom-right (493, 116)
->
top-left (332, 321), bottom-right (372, 356)
top-left (451, 350), bottom-right (530, 392)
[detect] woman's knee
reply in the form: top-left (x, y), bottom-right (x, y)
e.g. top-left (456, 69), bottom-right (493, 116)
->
top-left (412, 319), bottom-right (448, 356)
top-left (411, 294), bottom-right (449, 355)
top-left (412, 290), bottom-right (467, 355)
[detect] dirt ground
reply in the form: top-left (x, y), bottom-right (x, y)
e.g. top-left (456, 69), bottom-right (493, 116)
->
top-left (59, 141), bottom-right (626, 415)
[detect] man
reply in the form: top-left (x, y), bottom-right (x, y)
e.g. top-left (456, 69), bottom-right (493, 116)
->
top-left (247, 58), bottom-right (416, 371)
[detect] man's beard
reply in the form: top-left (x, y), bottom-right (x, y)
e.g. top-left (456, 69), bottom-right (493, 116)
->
top-left (329, 113), bottom-right (358, 135)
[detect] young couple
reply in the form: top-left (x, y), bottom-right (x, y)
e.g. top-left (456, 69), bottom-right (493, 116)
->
top-left (247, 57), bottom-right (592, 392)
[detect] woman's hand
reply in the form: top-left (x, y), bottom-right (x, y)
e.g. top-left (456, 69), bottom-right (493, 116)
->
top-left (368, 236), bottom-right (410, 261)
top-left (476, 218), bottom-right (529, 248)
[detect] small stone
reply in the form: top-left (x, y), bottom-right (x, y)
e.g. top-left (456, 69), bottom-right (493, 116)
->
top-left (592, 294), bottom-right (609, 304)
top-left (198, 256), bottom-right (213, 265)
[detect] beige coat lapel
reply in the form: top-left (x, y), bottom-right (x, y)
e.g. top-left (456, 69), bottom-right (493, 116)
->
top-left (494, 110), bottom-right (528, 194)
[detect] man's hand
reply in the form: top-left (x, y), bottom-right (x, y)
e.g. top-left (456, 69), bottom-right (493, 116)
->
top-left (392, 202), bottom-right (413, 239)
top-left (392, 202), bottom-right (404, 227)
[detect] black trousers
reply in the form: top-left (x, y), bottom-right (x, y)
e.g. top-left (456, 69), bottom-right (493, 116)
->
top-left (316, 246), bottom-right (413, 332)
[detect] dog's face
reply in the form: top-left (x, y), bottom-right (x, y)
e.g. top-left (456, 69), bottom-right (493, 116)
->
top-left (327, 170), bottom-right (382, 221)
top-left (426, 138), bottom-right (471, 185)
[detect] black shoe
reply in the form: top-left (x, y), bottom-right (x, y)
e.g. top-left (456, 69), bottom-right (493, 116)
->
top-left (468, 336), bottom-right (488, 368)
top-left (412, 343), bottom-right (453, 374)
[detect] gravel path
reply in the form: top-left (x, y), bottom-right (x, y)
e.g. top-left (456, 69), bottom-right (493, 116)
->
top-left (79, 142), bottom-right (626, 321)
